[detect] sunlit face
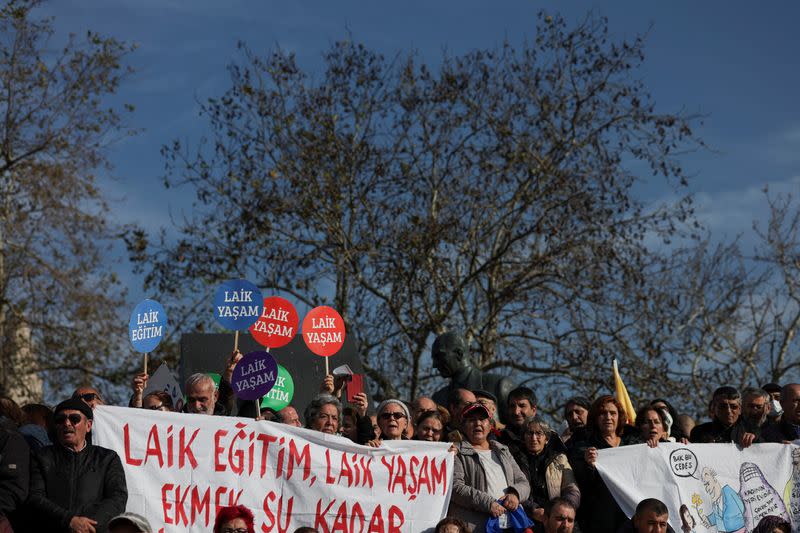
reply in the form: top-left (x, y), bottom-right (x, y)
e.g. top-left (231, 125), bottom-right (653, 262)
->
top-left (416, 417), bottom-right (444, 442)
top-left (312, 403), bottom-right (339, 434)
top-left (544, 503), bottom-right (575, 533)
top-left (508, 397), bottom-right (535, 428)
top-left (186, 381), bottom-right (217, 415)
top-left (564, 403), bottom-right (588, 431)
top-left (279, 406), bottom-right (301, 427)
top-left (639, 409), bottom-right (664, 441)
top-left (524, 423), bottom-right (549, 455)
top-left (632, 511), bottom-right (668, 533)
top-left (463, 414), bottom-right (491, 445)
top-left (596, 402), bottom-right (619, 437)
top-left (378, 404), bottom-right (408, 440)
top-left (713, 397), bottom-right (740, 427)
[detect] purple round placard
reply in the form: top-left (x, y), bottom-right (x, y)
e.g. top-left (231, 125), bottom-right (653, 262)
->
top-left (230, 350), bottom-right (278, 401)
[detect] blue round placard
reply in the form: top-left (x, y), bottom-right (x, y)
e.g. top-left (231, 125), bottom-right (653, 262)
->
top-left (230, 351), bottom-right (278, 401)
top-left (129, 299), bottom-right (167, 353)
top-left (213, 279), bottom-right (263, 330)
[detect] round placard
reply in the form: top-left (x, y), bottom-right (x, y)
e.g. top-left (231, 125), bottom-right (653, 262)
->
top-left (260, 365), bottom-right (294, 411)
top-left (230, 350), bottom-right (278, 401)
top-left (301, 306), bottom-right (345, 357)
top-left (212, 279), bottom-right (263, 330)
top-left (129, 299), bottom-right (167, 353)
top-left (249, 296), bottom-right (299, 348)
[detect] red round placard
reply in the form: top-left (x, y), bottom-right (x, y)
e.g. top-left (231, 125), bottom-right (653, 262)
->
top-left (249, 296), bottom-right (299, 349)
top-left (302, 306), bottom-right (345, 357)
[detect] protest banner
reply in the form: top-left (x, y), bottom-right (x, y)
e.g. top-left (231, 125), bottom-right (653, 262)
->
top-left (143, 363), bottom-right (184, 411)
top-left (261, 365), bottom-right (294, 411)
top-left (302, 306), bottom-right (346, 374)
top-left (94, 406), bottom-right (453, 533)
top-left (250, 296), bottom-right (299, 349)
top-left (129, 299), bottom-right (167, 374)
top-left (213, 279), bottom-right (264, 350)
top-left (595, 442), bottom-right (800, 532)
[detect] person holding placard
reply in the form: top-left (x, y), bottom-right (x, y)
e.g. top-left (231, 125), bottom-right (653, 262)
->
top-left (367, 399), bottom-right (411, 446)
top-left (184, 373), bottom-right (226, 416)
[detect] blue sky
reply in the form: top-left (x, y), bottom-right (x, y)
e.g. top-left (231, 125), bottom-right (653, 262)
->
top-left (37, 1), bottom-right (800, 301)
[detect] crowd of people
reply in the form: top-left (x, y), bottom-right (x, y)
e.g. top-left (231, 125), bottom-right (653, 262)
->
top-left (0, 348), bottom-right (798, 533)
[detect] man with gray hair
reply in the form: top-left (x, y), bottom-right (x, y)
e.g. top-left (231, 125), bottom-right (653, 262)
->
top-left (184, 373), bottom-right (227, 416)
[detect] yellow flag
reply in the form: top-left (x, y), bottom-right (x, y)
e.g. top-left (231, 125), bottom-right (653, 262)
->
top-left (613, 358), bottom-right (636, 425)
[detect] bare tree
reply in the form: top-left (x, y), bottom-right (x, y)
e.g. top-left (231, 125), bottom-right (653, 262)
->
top-left (127, 12), bottom-right (706, 408)
top-left (0, 0), bottom-right (135, 400)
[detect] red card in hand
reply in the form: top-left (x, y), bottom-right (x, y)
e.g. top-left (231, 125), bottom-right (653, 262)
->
top-left (346, 374), bottom-right (364, 402)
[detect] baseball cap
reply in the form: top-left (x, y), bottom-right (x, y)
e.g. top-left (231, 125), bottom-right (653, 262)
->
top-left (461, 402), bottom-right (491, 419)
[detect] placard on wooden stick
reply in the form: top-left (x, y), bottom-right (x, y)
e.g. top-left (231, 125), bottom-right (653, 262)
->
top-left (302, 305), bottom-right (346, 375)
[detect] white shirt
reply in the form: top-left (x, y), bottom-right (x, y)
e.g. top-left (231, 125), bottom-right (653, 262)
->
top-left (476, 449), bottom-right (507, 499)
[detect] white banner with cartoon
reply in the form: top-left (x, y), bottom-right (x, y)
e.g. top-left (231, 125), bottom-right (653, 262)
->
top-left (596, 443), bottom-right (799, 532)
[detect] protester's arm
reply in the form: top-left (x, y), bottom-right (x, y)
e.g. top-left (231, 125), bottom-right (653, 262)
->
top-left (129, 373), bottom-right (148, 408)
top-left (27, 451), bottom-right (73, 530)
top-left (0, 431), bottom-right (29, 517)
top-left (354, 413), bottom-right (376, 445)
top-left (84, 452), bottom-right (127, 526)
top-left (218, 350), bottom-right (241, 413)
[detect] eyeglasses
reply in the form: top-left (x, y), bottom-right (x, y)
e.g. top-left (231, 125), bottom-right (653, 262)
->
top-left (221, 529), bottom-right (248, 533)
top-left (55, 413), bottom-right (84, 425)
top-left (380, 412), bottom-right (406, 421)
top-left (146, 403), bottom-right (168, 411)
top-left (78, 393), bottom-right (101, 402)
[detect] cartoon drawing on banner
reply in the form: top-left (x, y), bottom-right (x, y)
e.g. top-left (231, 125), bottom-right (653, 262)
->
top-left (679, 503), bottom-right (698, 533)
top-left (739, 462), bottom-right (789, 530)
top-left (785, 447), bottom-right (800, 527)
top-left (699, 467), bottom-right (745, 532)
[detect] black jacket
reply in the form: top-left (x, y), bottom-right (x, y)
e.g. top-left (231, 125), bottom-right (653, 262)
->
top-left (0, 425), bottom-right (29, 520)
top-left (25, 443), bottom-right (127, 533)
top-left (689, 419), bottom-right (738, 443)
top-left (569, 430), bottom-right (640, 533)
top-left (761, 418), bottom-right (800, 443)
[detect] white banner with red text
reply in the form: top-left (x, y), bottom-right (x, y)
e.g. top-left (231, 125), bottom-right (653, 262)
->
top-left (595, 442), bottom-right (799, 532)
top-left (93, 406), bottom-right (453, 533)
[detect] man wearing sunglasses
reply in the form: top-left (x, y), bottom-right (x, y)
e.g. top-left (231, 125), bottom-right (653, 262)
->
top-left (24, 398), bottom-right (127, 533)
top-left (73, 387), bottom-right (105, 410)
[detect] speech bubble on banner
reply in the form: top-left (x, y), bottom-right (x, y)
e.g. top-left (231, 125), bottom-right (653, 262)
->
top-left (302, 306), bottom-right (346, 357)
top-left (669, 448), bottom-right (699, 478)
top-left (212, 279), bottom-right (263, 330)
top-left (129, 299), bottom-right (167, 353)
top-left (260, 365), bottom-right (294, 411)
top-left (249, 296), bottom-right (299, 349)
top-left (230, 350), bottom-right (278, 401)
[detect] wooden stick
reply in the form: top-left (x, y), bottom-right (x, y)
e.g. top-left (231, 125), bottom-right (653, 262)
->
top-left (255, 399), bottom-right (261, 419)
top-left (234, 330), bottom-right (239, 352)
top-left (325, 356), bottom-right (329, 376)
top-left (143, 353), bottom-right (148, 375)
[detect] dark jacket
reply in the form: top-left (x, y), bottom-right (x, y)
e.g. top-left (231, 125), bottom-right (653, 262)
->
top-left (569, 431), bottom-right (639, 533)
top-left (498, 425), bottom-right (525, 458)
top-left (0, 426), bottom-right (29, 521)
top-left (689, 419), bottom-right (741, 443)
top-left (25, 443), bottom-right (127, 533)
top-left (513, 436), bottom-right (581, 515)
top-left (761, 418), bottom-right (800, 443)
